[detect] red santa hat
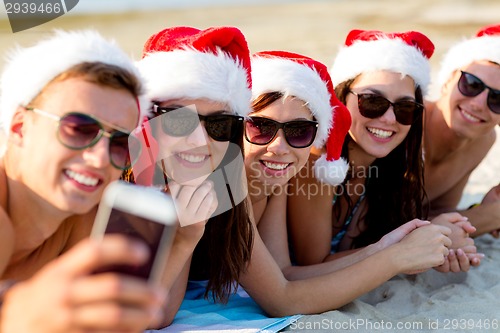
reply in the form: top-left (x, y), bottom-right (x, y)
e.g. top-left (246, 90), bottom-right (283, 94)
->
top-left (330, 29), bottom-right (434, 95)
top-left (251, 51), bottom-right (351, 185)
top-left (137, 26), bottom-right (252, 117)
top-left (0, 29), bottom-right (148, 135)
top-left (435, 23), bottom-right (500, 91)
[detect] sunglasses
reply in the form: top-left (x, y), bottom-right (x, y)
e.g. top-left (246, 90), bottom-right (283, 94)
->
top-left (152, 104), bottom-right (243, 142)
top-left (458, 71), bottom-right (500, 114)
top-left (349, 91), bottom-right (423, 125)
top-left (28, 108), bottom-right (139, 170)
top-left (244, 116), bottom-right (318, 148)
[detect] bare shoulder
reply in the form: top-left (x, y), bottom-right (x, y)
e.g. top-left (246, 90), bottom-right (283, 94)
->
top-left (0, 163), bottom-right (14, 276)
top-left (0, 161), bottom-right (7, 209)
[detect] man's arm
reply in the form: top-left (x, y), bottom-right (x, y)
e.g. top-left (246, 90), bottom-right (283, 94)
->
top-left (462, 200), bottom-right (500, 237)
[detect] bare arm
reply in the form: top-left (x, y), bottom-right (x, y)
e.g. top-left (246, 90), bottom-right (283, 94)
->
top-left (153, 181), bottom-right (216, 328)
top-left (462, 184), bottom-right (500, 236)
top-left (287, 161), bottom-right (335, 265)
top-left (239, 220), bottom-right (451, 317)
top-left (260, 190), bottom-right (380, 278)
top-left (158, 230), bottom-right (198, 327)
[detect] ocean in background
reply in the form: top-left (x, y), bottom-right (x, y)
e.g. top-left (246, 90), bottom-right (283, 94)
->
top-left (70, 0), bottom-right (305, 14)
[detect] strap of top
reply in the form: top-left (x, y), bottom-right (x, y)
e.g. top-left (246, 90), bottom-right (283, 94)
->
top-left (330, 194), bottom-right (365, 253)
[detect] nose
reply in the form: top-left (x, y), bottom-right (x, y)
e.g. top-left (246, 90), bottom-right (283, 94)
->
top-left (379, 106), bottom-right (397, 124)
top-left (82, 135), bottom-right (111, 168)
top-left (266, 129), bottom-right (290, 155)
top-left (470, 88), bottom-right (490, 111)
top-left (185, 122), bottom-right (210, 146)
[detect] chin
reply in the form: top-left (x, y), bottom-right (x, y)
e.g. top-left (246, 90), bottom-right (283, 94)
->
top-left (169, 173), bottom-right (210, 186)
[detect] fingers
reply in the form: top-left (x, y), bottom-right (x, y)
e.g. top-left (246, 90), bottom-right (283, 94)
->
top-left (460, 245), bottom-right (477, 253)
top-left (71, 302), bottom-right (158, 332)
top-left (170, 180), bottom-right (217, 227)
top-left (456, 249), bottom-right (472, 271)
top-left (51, 236), bottom-right (150, 278)
top-left (196, 189), bottom-right (217, 219)
top-left (172, 181), bottom-right (212, 208)
top-left (191, 182), bottom-right (215, 214)
top-left (447, 249), bottom-right (469, 273)
top-left (407, 219), bottom-right (431, 230)
top-left (436, 225), bottom-right (452, 238)
top-left (435, 258), bottom-right (450, 273)
top-left (69, 274), bottom-right (163, 307)
top-left (439, 212), bottom-right (468, 223)
top-left (454, 221), bottom-right (477, 234)
top-left (466, 252), bottom-right (485, 266)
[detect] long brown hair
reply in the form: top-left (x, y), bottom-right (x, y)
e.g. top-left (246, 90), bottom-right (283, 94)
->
top-left (122, 112), bottom-right (253, 303)
top-left (334, 78), bottom-right (427, 248)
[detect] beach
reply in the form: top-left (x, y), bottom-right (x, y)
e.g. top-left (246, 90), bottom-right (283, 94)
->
top-left (0, 0), bottom-right (499, 331)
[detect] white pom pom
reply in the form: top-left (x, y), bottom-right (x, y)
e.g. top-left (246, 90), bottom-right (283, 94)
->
top-left (313, 154), bottom-right (349, 186)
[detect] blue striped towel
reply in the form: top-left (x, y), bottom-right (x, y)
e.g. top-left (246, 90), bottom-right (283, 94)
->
top-left (145, 280), bottom-right (302, 333)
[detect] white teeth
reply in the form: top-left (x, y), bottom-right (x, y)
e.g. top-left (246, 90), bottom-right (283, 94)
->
top-left (367, 127), bottom-right (393, 138)
top-left (262, 161), bottom-right (290, 170)
top-left (178, 153), bottom-right (206, 163)
top-left (461, 109), bottom-right (481, 123)
top-left (65, 170), bottom-right (99, 187)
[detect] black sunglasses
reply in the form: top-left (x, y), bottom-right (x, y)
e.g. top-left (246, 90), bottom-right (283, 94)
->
top-left (28, 108), bottom-right (139, 170)
top-left (152, 104), bottom-right (243, 142)
top-left (349, 91), bottom-right (423, 125)
top-left (244, 116), bottom-right (318, 148)
top-left (458, 71), bottom-right (500, 114)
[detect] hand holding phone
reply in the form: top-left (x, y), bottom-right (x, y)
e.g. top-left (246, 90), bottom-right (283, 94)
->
top-left (91, 181), bottom-right (177, 284)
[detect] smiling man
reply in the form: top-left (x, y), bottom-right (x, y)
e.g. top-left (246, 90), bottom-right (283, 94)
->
top-left (0, 30), bottom-right (165, 332)
top-left (424, 24), bottom-right (500, 237)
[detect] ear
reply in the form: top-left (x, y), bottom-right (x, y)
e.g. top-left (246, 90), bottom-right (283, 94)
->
top-left (8, 107), bottom-right (27, 146)
top-left (441, 70), bottom-right (459, 95)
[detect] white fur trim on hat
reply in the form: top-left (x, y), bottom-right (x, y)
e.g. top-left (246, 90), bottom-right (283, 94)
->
top-left (331, 38), bottom-right (431, 94)
top-left (0, 30), bottom-right (148, 135)
top-left (313, 153), bottom-right (349, 186)
top-left (251, 56), bottom-right (332, 147)
top-left (436, 35), bottom-right (500, 91)
top-left (137, 48), bottom-right (251, 117)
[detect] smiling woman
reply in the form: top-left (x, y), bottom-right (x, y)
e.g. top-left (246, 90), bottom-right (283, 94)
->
top-left (121, 26), bottom-right (255, 327)
top-left (287, 29), bottom-right (481, 276)
top-left (245, 51), bottom-right (351, 199)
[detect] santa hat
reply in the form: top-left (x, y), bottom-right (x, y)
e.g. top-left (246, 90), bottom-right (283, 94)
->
top-left (251, 51), bottom-right (351, 185)
top-left (330, 29), bottom-right (434, 95)
top-left (137, 26), bottom-right (252, 117)
top-left (0, 29), bottom-right (148, 135)
top-left (435, 23), bottom-right (500, 92)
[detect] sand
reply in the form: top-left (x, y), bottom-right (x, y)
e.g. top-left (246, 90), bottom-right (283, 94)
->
top-left (284, 234), bottom-right (500, 332)
top-left (0, 1), bottom-right (499, 331)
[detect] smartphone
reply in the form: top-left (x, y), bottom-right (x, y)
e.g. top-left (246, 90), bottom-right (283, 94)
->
top-left (91, 181), bottom-right (177, 284)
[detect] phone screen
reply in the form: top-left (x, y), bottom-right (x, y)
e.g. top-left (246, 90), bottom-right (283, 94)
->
top-left (94, 207), bottom-right (167, 279)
